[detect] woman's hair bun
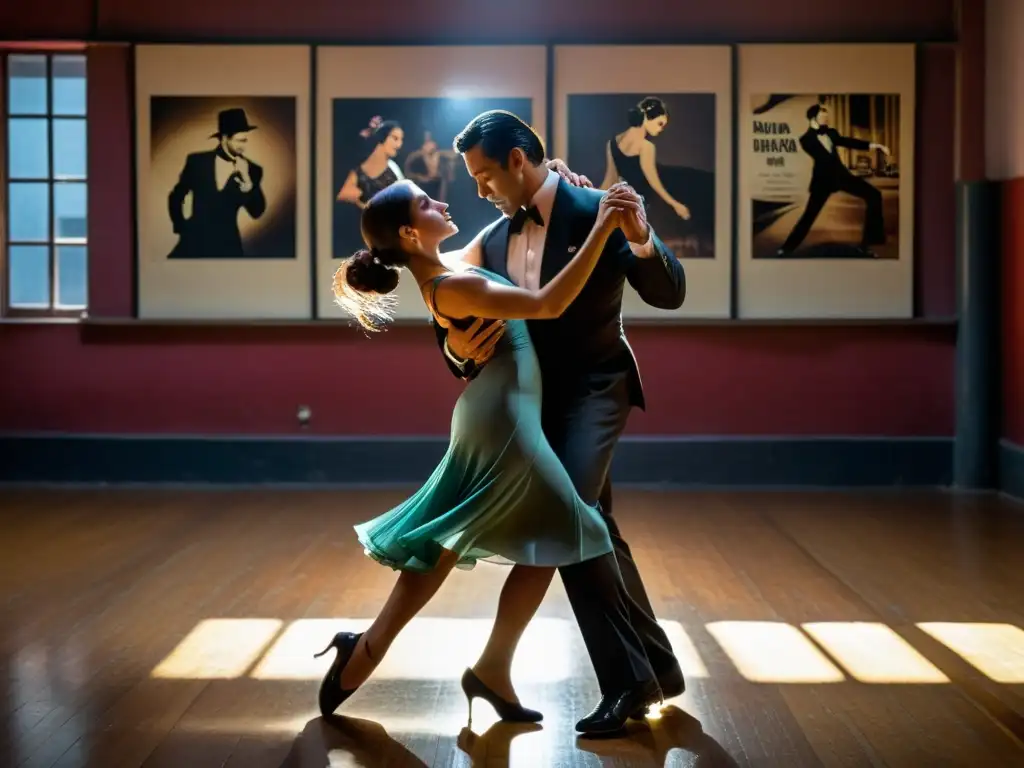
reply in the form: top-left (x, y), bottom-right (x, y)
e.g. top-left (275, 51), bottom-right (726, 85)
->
top-left (345, 248), bottom-right (401, 295)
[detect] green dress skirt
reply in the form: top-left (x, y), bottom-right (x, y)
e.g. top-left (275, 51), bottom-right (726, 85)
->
top-left (354, 267), bottom-right (614, 572)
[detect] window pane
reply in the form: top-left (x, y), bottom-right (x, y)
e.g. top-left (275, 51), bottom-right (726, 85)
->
top-left (8, 245), bottom-right (51, 307)
top-left (8, 183), bottom-right (50, 242)
top-left (55, 183), bottom-right (87, 240)
top-left (57, 246), bottom-right (87, 307)
top-left (8, 118), bottom-right (49, 179)
top-left (53, 119), bottom-right (87, 179)
top-left (52, 55), bottom-right (86, 116)
top-left (8, 55), bottom-right (47, 115)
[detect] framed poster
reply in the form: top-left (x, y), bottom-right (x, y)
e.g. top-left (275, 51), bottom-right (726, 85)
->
top-left (316, 46), bottom-right (547, 321)
top-left (554, 45), bottom-right (733, 319)
top-left (134, 45), bottom-right (310, 319)
top-left (737, 44), bottom-right (915, 318)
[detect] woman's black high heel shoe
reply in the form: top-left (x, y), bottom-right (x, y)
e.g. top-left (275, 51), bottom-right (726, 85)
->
top-left (313, 631), bottom-right (364, 717)
top-left (460, 667), bottom-right (543, 724)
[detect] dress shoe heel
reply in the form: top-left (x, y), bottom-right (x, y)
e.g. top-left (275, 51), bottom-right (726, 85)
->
top-left (314, 631), bottom-right (363, 717)
top-left (460, 668), bottom-right (543, 724)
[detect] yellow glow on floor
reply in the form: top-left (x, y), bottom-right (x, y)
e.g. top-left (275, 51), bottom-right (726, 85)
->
top-left (145, 618), bottom-right (1024, 688)
top-left (249, 618), bottom-right (368, 681)
top-left (658, 620), bottom-right (710, 680)
top-left (250, 617), bottom-right (577, 682)
top-left (705, 621), bottom-right (846, 683)
top-left (917, 622), bottom-right (1024, 683)
top-left (151, 618), bottom-right (283, 679)
top-left (802, 622), bottom-right (949, 683)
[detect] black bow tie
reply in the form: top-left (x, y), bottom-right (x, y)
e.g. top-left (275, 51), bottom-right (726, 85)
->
top-left (815, 125), bottom-right (829, 135)
top-left (509, 205), bottom-right (544, 235)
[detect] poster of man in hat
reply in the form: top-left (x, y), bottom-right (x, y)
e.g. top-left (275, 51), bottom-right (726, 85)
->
top-left (148, 96), bottom-right (297, 259)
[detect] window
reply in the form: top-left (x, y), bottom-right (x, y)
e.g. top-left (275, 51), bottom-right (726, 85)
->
top-left (3, 52), bottom-right (88, 317)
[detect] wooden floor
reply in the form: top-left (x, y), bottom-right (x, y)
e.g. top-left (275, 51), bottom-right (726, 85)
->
top-left (1, 488), bottom-right (1023, 767)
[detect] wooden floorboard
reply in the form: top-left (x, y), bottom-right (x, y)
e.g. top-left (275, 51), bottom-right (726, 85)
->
top-left (0, 488), bottom-right (1022, 767)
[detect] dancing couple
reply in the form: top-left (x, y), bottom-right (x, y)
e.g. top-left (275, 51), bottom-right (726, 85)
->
top-left (322, 110), bottom-right (687, 738)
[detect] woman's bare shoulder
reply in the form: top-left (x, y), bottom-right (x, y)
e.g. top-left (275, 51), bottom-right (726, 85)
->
top-left (438, 253), bottom-right (480, 273)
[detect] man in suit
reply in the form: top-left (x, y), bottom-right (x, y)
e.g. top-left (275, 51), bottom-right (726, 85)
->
top-left (777, 102), bottom-right (889, 256)
top-left (167, 107), bottom-right (267, 258)
top-left (433, 110), bottom-right (686, 736)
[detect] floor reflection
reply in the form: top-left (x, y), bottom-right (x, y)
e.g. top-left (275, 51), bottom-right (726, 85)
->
top-left (277, 706), bottom-right (735, 768)
top-left (574, 707), bottom-right (740, 768)
top-left (280, 716), bottom-right (428, 767)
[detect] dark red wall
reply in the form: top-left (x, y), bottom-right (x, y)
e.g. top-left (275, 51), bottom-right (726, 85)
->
top-left (1004, 178), bottom-right (1024, 447)
top-left (0, 0), bottom-right (960, 438)
top-left (3, 0), bottom-right (955, 43)
top-left (0, 322), bottom-right (958, 436)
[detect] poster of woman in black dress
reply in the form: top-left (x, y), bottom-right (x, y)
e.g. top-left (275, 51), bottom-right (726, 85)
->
top-left (567, 94), bottom-right (716, 259)
top-left (331, 97), bottom-right (532, 259)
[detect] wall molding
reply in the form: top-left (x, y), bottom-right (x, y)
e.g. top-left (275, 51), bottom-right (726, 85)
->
top-left (0, 434), bottom-right (952, 488)
top-left (1000, 439), bottom-right (1024, 501)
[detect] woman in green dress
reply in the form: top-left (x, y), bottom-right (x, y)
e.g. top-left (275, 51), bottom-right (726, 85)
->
top-left (318, 178), bottom-right (640, 722)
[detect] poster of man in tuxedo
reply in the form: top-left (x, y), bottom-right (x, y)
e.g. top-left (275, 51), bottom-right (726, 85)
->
top-left (330, 97), bottom-right (532, 261)
top-left (566, 93), bottom-right (716, 260)
top-left (749, 93), bottom-right (900, 260)
top-left (149, 96), bottom-right (297, 259)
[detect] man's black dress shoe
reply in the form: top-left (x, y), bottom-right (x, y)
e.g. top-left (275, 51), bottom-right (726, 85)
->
top-left (575, 680), bottom-right (663, 736)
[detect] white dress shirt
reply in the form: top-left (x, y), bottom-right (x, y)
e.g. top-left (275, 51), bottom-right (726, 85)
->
top-left (215, 153), bottom-right (253, 193)
top-left (506, 169), bottom-right (655, 289)
top-left (810, 120), bottom-right (833, 153)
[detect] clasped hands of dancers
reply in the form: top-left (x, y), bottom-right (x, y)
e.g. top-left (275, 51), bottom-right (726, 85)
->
top-left (321, 110), bottom-right (687, 738)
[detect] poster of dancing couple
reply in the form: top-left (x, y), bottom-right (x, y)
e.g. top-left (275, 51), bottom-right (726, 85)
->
top-left (330, 97), bottom-right (532, 260)
top-left (749, 93), bottom-right (901, 260)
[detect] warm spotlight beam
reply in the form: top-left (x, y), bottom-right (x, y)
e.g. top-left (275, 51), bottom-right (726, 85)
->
top-left (252, 618), bottom-right (579, 682)
top-left (658, 619), bottom-right (710, 681)
top-left (252, 618), bottom-right (711, 683)
top-left (802, 622), bottom-right (949, 683)
top-left (148, 618), bottom-right (709, 683)
top-left (706, 621), bottom-right (846, 683)
top-left (148, 618), bottom-right (1024, 687)
top-left (151, 618), bottom-right (283, 679)
top-left (917, 623), bottom-right (1024, 683)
